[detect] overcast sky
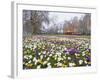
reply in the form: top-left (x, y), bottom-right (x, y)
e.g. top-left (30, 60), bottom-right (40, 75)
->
top-left (49, 12), bottom-right (85, 24)
top-left (41, 12), bottom-right (86, 30)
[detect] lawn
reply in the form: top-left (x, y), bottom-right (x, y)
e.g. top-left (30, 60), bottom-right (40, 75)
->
top-left (23, 35), bottom-right (91, 69)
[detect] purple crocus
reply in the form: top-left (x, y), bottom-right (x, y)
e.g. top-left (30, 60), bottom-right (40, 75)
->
top-left (85, 48), bottom-right (91, 53)
top-left (35, 48), bottom-right (38, 59)
top-left (63, 48), bottom-right (79, 55)
top-left (63, 48), bottom-right (69, 54)
top-left (86, 56), bottom-right (91, 62)
top-left (68, 48), bottom-right (79, 55)
top-left (63, 49), bottom-right (68, 53)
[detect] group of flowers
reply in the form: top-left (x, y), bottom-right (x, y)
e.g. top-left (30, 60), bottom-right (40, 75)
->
top-left (23, 35), bottom-right (91, 69)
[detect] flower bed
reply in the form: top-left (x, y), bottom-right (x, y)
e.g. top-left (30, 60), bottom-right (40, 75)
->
top-left (23, 35), bottom-right (91, 69)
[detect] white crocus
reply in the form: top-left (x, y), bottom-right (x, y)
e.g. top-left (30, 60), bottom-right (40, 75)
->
top-left (55, 54), bottom-right (57, 58)
top-left (58, 57), bottom-right (62, 61)
top-left (82, 52), bottom-right (85, 56)
top-left (69, 63), bottom-right (76, 67)
top-left (35, 61), bottom-right (38, 65)
top-left (79, 60), bottom-right (83, 65)
top-left (49, 54), bottom-right (52, 57)
top-left (43, 61), bottom-right (47, 65)
top-left (47, 57), bottom-right (50, 61)
top-left (47, 63), bottom-right (51, 66)
top-left (33, 45), bottom-right (37, 49)
top-left (56, 52), bottom-right (61, 56)
top-left (64, 47), bottom-right (67, 50)
top-left (29, 55), bottom-right (32, 59)
top-left (40, 55), bottom-right (43, 60)
top-left (47, 63), bottom-right (51, 68)
top-left (57, 62), bottom-right (62, 66)
top-left (28, 60), bottom-right (31, 63)
top-left (54, 57), bottom-right (57, 60)
top-left (68, 57), bottom-right (71, 60)
top-left (43, 51), bottom-right (46, 54)
top-left (33, 58), bottom-right (38, 65)
top-left (37, 65), bottom-right (41, 69)
top-left (38, 53), bottom-right (41, 55)
top-left (63, 56), bottom-right (66, 59)
top-left (25, 63), bottom-right (28, 66)
top-left (47, 65), bottom-right (51, 68)
top-left (75, 53), bottom-right (78, 57)
top-left (84, 60), bottom-right (88, 64)
top-left (24, 55), bottom-right (28, 59)
top-left (33, 57), bottom-right (37, 62)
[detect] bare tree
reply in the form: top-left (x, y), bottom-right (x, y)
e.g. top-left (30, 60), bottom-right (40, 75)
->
top-left (30, 11), bottom-right (49, 34)
top-left (79, 14), bottom-right (91, 35)
top-left (23, 10), bottom-right (49, 36)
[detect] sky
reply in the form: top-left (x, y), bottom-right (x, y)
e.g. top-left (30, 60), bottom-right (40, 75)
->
top-left (23, 10), bottom-right (87, 32)
top-left (42, 12), bottom-right (86, 30)
top-left (49, 12), bottom-right (86, 24)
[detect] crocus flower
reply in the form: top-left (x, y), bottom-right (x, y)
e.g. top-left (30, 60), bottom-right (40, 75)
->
top-left (35, 48), bottom-right (38, 59)
top-left (68, 48), bottom-right (79, 55)
top-left (85, 48), bottom-right (91, 53)
top-left (86, 56), bottom-right (91, 62)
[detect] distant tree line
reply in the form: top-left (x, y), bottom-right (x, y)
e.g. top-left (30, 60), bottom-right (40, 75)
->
top-left (23, 10), bottom-right (91, 37)
top-left (63, 14), bottom-right (91, 35)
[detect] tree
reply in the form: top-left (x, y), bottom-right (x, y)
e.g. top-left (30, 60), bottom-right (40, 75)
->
top-left (30, 11), bottom-right (49, 34)
top-left (83, 14), bottom-right (91, 35)
top-left (63, 17), bottom-right (79, 34)
top-left (23, 10), bottom-right (49, 36)
top-left (79, 14), bottom-right (91, 35)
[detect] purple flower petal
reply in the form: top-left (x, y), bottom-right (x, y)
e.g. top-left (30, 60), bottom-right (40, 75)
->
top-left (68, 48), bottom-right (79, 55)
top-left (86, 56), bottom-right (91, 62)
